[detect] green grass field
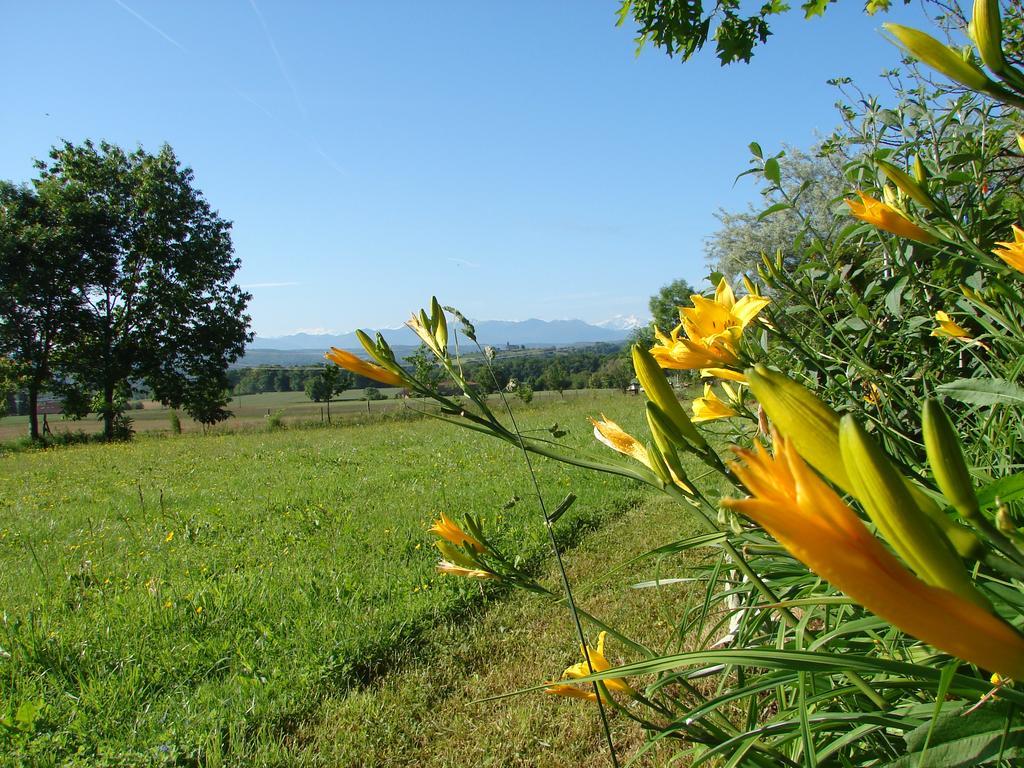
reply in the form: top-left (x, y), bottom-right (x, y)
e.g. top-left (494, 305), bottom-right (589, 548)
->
top-left (0, 388), bottom-right (606, 443)
top-left (0, 392), bottom-right (657, 766)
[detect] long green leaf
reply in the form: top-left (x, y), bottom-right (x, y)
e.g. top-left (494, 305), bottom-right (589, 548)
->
top-left (936, 378), bottom-right (1024, 407)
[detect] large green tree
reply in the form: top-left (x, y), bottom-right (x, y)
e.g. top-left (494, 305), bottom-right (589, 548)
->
top-left (0, 182), bottom-right (90, 439)
top-left (33, 140), bottom-right (252, 439)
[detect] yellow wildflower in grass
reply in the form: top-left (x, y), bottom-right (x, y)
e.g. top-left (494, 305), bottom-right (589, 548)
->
top-left (649, 278), bottom-right (769, 379)
top-left (545, 631), bottom-right (634, 702)
top-left (845, 192), bottom-right (937, 244)
top-left (724, 434), bottom-right (1024, 679)
top-left (691, 384), bottom-right (738, 423)
top-left (863, 382), bottom-right (882, 406)
top-left (931, 311), bottom-right (972, 340)
top-left (993, 224), bottom-right (1024, 274)
top-left (325, 346), bottom-right (406, 387)
top-left (428, 512), bottom-right (484, 552)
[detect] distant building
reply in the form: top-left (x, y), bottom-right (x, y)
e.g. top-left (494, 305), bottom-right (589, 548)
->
top-left (625, 379), bottom-right (641, 395)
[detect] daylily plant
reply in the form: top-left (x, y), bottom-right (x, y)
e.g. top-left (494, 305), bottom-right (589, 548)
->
top-left (649, 278), bottom-right (769, 379)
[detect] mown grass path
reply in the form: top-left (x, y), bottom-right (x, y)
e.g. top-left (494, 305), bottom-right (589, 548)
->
top-left (1, 394), bottom-right (654, 766)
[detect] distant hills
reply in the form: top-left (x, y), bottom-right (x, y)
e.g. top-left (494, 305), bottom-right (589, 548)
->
top-left (238, 317), bottom-right (645, 367)
top-left (248, 317), bottom-right (642, 351)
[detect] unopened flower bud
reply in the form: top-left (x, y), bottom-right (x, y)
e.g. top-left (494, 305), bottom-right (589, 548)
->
top-left (922, 399), bottom-right (980, 520)
top-left (971, 0), bottom-right (1006, 74)
top-left (840, 416), bottom-right (989, 608)
top-left (885, 23), bottom-right (994, 91)
top-left (878, 159), bottom-right (934, 210)
top-left (632, 345), bottom-right (707, 450)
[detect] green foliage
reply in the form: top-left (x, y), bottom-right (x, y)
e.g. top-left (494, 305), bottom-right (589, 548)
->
top-left (265, 408), bottom-right (286, 430)
top-left (18, 139), bottom-right (252, 440)
top-left (706, 146), bottom-right (848, 279)
top-left (168, 409), bottom-right (182, 435)
top-left (0, 181), bottom-right (89, 439)
top-left (618, 0), bottom-right (856, 65)
top-left (363, 387), bottom-right (386, 401)
top-left (515, 380), bottom-right (534, 403)
top-left (647, 277), bottom-right (698, 331)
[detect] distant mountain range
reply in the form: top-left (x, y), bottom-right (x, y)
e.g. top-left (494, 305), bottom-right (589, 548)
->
top-left (248, 317), bottom-right (645, 352)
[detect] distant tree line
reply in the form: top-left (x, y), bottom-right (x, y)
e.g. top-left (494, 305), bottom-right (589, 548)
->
top-left (227, 344), bottom-right (636, 399)
top-left (1, 140), bottom-right (251, 440)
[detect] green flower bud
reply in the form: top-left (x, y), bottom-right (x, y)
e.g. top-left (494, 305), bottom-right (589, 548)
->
top-left (646, 403), bottom-right (691, 490)
top-left (922, 399), bottom-right (980, 520)
top-left (746, 365), bottom-right (850, 492)
top-left (632, 344), bottom-right (707, 450)
top-left (885, 23), bottom-right (993, 91)
top-left (878, 159), bottom-right (934, 210)
top-left (971, 0), bottom-right (1005, 74)
top-left (840, 415), bottom-right (989, 608)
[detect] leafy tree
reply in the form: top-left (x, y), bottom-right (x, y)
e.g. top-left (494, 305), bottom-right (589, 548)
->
top-left (32, 140), bottom-right (252, 439)
top-left (363, 386), bottom-right (385, 401)
top-left (589, 355), bottom-right (634, 390)
top-left (618, 0), bottom-right (909, 66)
top-left (540, 359), bottom-right (571, 396)
top-left (185, 378), bottom-right (232, 433)
top-left (305, 365), bottom-right (351, 422)
top-left (406, 344), bottom-right (444, 390)
top-left (705, 146), bottom-right (848, 279)
top-left (647, 277), bottom-right (698, 332)
top-left (0, 356), bottom-right (18, 417)
top-left (0, 181), bottom-right (89, 439)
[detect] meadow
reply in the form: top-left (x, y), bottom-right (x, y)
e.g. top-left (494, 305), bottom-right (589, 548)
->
top-left (0, 391), bottom-right (669, 766)
top-left (0, 388), bottom-right (600, 443)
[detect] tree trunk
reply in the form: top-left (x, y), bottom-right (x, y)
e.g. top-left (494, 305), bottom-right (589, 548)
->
top-left (102, 380), bottom-right (115, 440)
top-left (28, 387), bottom-right (39, 441)
top-left (326, 397), bottom-right (331, 425)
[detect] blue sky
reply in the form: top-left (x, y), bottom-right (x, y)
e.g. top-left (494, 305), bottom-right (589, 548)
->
top-left (2, 1), bottom-right (932, 337)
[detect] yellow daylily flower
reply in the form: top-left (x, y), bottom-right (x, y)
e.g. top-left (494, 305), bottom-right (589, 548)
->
top-left (543, 684), bottom-right (598, 702)
top-left (724, 435), bottom-right (1024, 679)
top-left (863, 382), bottom-right (882, 406)
top-left (649, 279), bottom-right (769, 378)
top-left (845, 192), bottom-right (937, 244)
top-left (429, 512), bottom-right (484, 552)
top-left (591, 415), bottom-right (649, 465)
top-left (993, 224), bottom-right (1024, 274)
top-left (701, 367), bottom-right (748, 382)
top-left (691, 385), bottom-right (739, 423)
top-left (435, 560), bottom-right (495, 579)
top-left (931, 311), bottom-right (972, 340)
top-left (591, 415), bottom-right (689, 489)
top-left (325, 347), bottom-right (406, 387)
top-left (545, 631), bottom-right (634, 702)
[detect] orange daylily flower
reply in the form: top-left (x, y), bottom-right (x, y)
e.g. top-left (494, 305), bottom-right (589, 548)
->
top-left (325, 347), bottom-right (406, 387)
top-left (724, 435), bottom-right (1024, 679)
top-left (429, 512), bottom-right (484, 552)
top-left (845, 192), bottom-right (937, 243)
top-left (993, 224), bottom-right (1024, 274)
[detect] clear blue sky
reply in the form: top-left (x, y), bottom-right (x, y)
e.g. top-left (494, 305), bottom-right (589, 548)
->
top-left (2, 1), bottom-right (932, 337)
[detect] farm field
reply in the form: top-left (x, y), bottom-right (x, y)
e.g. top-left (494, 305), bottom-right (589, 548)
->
top-left (0, 388), bottom-right (609, 443)
top-left (0, 391), bottom-right (685, 766)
